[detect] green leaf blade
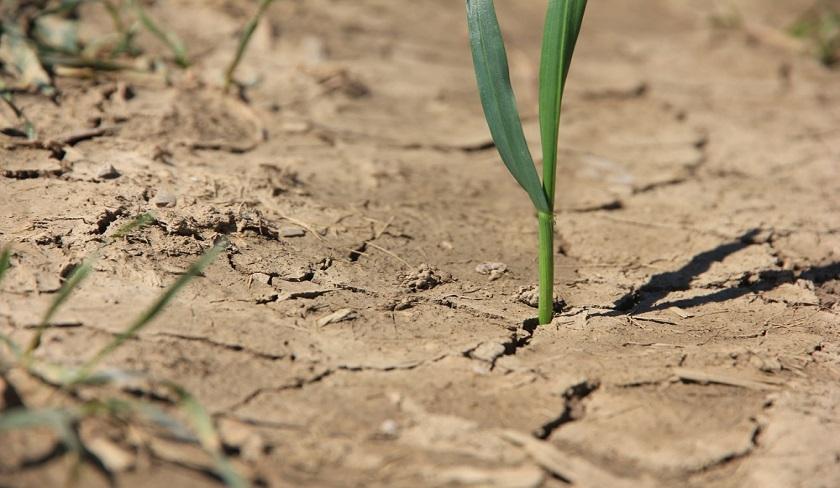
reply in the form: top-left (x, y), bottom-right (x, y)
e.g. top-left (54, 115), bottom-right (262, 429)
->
top-left (26, 259), bottom-right (94, 355)
top-left (0, 407), bottom-right (82, 452)
top-left (73, 238), bottom-right (228, 383)
top-left (539, 0), bottom-right (587, 205)
top-left (466, 0), bottom-right (551, 213)
top-left (0, 246), bottom-right (11, 285)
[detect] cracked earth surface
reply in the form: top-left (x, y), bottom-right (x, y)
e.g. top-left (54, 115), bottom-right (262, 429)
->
top-left (2, 0), bottom-right (840, 486)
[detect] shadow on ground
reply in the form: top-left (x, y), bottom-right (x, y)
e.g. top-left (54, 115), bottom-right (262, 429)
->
top-left (613, 229), bottom-right (840, 313)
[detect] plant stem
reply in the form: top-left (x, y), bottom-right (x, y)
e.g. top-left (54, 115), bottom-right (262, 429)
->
top-left (537, 210), bottom-right (554, 324)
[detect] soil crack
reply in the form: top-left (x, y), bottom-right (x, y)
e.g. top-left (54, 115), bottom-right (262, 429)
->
top-left (533, 379), bottom-right (600, 439)
top-left (689, 420), bottom-right (763, 473)
top-left (151, 332), bottom-right (287, 361)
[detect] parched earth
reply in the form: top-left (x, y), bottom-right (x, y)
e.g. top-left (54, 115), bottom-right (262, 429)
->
top-left (1, 0), bottom-right (840, 487)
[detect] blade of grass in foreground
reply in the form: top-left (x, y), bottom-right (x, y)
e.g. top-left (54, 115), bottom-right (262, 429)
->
top-left (72, 239), bottom-right (228, 383)
top-left (225, 0), bottom-right (275, 91)
top-left (0, 407), bottom-right (82, 452)
top-left (85, 392), bottom-right (248, 487)
top-left (25, 259), bottom-right (93, 355)
top-left (466, 0), bottom-right (551, 213)
top-left (164, 381), bottom-right (249, 488)
top-left (25, 214), bottom-right (155, 356)
top-left (0, 331), bottom-right (22, 360)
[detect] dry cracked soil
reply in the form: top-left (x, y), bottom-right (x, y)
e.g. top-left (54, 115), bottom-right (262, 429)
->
top-left (2, 0), bottom-right (840, 487)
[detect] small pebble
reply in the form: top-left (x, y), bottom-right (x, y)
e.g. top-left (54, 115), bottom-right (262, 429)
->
top-left (317, 308), bottom-right (357, 327)
top-left (280, 226), bottom-right (306, 238)
top-left (153, 190), bottom-right (177, 208)
top-left (379, 419), bottom-right (399, 437)
top-left (300, 36), bottom-right (327, 64)
top-left (96, 164), bottom-right (121, 180)
top-left (470, 341), bottom-right (507, 363)
top-left (250, 273), bottom-right (272, 285)
top-left (281, 120), bottom-right (311, 134)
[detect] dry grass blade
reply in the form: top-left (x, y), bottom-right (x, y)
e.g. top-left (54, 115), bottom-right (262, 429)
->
top-left (73, 238), bottom-right (228, 383)
top-left (225, 0), bottom-right (275, 91)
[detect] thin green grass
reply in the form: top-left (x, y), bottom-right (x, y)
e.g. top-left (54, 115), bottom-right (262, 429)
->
top-left (0, 246), bottom-right (11, 284)
top-left (790, 2), bottom-right (840, 67)
top-left (25, 259), bottom-right (93, 355)
top-left (0, 226), bottom-right (242, 486)
top-left (164, 381), bottom-right (248, 488)
top-left (25, 213), bottom-right (154, 357)
top-left (72, 237), bottom-right (228, 383)
top-left (128, 0), bottom-right (190, 68)
top-left (466, 0), bottom-right (586, 324)
top-left (225, 0), bottom-right (276, 91)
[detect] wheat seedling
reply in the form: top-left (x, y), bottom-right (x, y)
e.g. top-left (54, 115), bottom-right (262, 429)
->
top-left (466, 0), bottom-right (586, 324)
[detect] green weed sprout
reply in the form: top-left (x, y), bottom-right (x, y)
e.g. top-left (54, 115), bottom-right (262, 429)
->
top-left (225, 0), bottom-right (276, 91)
top-left (0, 236), bottom-right (242, 486)
top-left (466, 0), bottom-right (586, 324)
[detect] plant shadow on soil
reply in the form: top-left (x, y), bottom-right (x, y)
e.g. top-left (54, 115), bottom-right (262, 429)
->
top-left (612, 228), bottom-right (840, 314)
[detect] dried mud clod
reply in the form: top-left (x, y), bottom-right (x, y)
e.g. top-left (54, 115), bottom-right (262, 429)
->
top-left (515, 285), bottom-right (566, 312)
top-left (400, 264), bottom-right (449, 291)
top-left (475, 262), bottom-right (508, 281)
top-left (382, 295), bottom-right (419, 311)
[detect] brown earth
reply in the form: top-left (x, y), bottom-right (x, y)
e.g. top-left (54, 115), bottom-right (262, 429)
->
top-left (2, 0), bottom-right (840, 487)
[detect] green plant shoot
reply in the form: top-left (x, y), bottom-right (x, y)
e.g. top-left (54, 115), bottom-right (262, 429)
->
top-left (225, 0), bottom-right (276, 91)
top-left (466, 0), bottom-right (586, 324)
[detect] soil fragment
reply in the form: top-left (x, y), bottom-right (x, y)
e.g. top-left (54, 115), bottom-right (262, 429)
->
top-left (317, 308), bottom-right (358, 327)
top-left (476, 262), bottom-right (508, 280)
top-left (401, 264), bottom-right (446, 291)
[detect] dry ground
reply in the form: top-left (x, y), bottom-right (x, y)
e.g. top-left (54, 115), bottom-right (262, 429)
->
top-left (2, 0), bottom-right (840, 487)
